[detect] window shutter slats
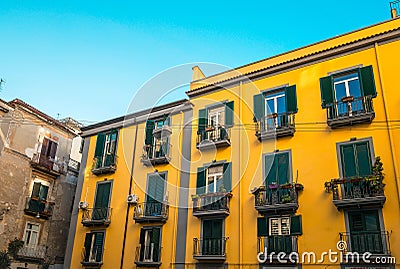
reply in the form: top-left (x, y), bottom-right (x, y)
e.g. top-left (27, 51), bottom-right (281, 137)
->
top-left (224, 101), bottom-right (234, 127)
top-left (151, 227), bottom-right (161, 262)
top-left (257, 217), bottom-right (268, 237)
top-left (222, 162), bottom-right (232, 192)
top-left (84, 233), bottom-right (92, 262)
top-left (145, 121), bottom-right (155, 146)
top-left (94, 133), bottom-right (106, 158)
top-left (31, 182), bottom-right (41, 198)
top-left (277, 153), bottom-right (290, 185)
top-left (94, 232), bottom-right (104, 262)
top-left (359, 65), bottom-right (377, 98)
top-left (139, 229), bottom-right (146, 261)
top-left (253, 94), bottom-right (265, 122)
top-left (49, 141), bottom-right (57, 160)
top-left (285, 85), bottom-right (298, 113)
top-left (290, 215), bottom-right (302, 235)
top-left (196, 167), bottom-right (206, 194)
top-left (356, 142), bottom-right (372, 177)
top-left (198, 109), bottom-right (208, 134)
top-left (264, 154), bottom-right (276, 185)
top-left (320, 76), bottom-right (334, 108)
top-left (341, 144), bottom-right (357, 178)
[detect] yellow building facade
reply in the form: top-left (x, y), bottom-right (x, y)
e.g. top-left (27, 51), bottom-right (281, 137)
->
top-left (66, 17), bottom-right (400, 269)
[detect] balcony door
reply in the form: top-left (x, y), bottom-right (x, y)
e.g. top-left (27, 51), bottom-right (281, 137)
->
top-left (202, 219), bottom-right (223, 255)
top-left (333, 72), bottom-right (362, 116)
top-left (268, 217), bottom-right (293, 254)
top-left (94, 131), bottom-right (117, 168)
top-left (265, 91), bottom-right (286, 128)
top-left (83, 232), bottom-right (104, 263)
top-left (348, 210), bottom-right (383, 254)
top-left (40, 137), bottom-right (57, 169)
top-left (264, 152), bottom-right (291, 204)
top-left (145, 173), bottom-right (166, 217)
top-left (93, 181), bottom-right (112, 220)
top-left (139, 227), bottom-right (161, 262)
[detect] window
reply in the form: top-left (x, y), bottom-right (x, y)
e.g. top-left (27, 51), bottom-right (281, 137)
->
top-left (23, 222), bottom-right (40, 247)
top-left (83, 232), bottom-right (104, 263)
top-left (144, 119), bottom-right (170, 159)
top-left (202, 219), bottom-right (224, 255)
top-left (253, 86), bottom-right (297, 128)
top-left (94, 130), bottom-right (118, 168)
top-left (340, 141), bottom-right (372, 178)
top-left (257, 215), bottom-right (302, 237)
top-left (28, 181), bottom-right (49, 212)
top-left (145, 173), bottom-right (166, 216)
top-left (139, 227), bottom-right (161, 262)
top-left (93, 181), bottom-right (112, 220)
top-left (264, 152), bottom-right (290, 185)
top-left (196, 162), bottom-right (232, 194)
top-left (269, 217), bottom-right (290, 236)
top-left (320, 66), bottom-right (377, 112)
top-left (348, 210), bottom-right (384, 254)
top-left (40, 137), bottom-right (58, 161)
top-left (197, 101), bottom-right (234, 142)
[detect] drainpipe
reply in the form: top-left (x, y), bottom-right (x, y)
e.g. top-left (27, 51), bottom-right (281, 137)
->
top-left (373, 43), bottom-right (400, 205)
top-left (120, 118), bottom-right (139, 269)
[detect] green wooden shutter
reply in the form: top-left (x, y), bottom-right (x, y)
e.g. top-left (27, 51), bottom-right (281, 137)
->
top-left (212, 219), bottom-right (223, 238)
top-left (83, 233), bottom-right (92, 262)
top-left (225, 101), bottom-right (234, 127)
top-left (264, 154), bottom-right (277, 185)
top-left (222, 162), bottom-right (232, 192)
top-left (253, 94), bottom-right (265, 121)
top-left (139, 229), bottom-right (145, 261)
top-left (203, 220), bottom-right (213, 239)
top-left (145, 120), bottom-right (155, 146)
top-left (277, 153), bottom-right (290, 185)
top-left (147, 173), bottom-right (165, 203)
top-left (257, 217), bottom-right (268, 237)
top-left (341, 144), bottom-right (357, 178)
top-left (196, 167), bottom-right (206, 194)
top-left (356, 142), bottom-right (372, 177)
top-left (151, 227), bottom-right (161, 262)
top-left (285, 85), bottom-right (298, 113)
top-left (320, 76), bottom-right (334, 108)
top-left (94, 182), bottom-right (111, 208)
top-left (290, 215), bottom-right (302, 235)
top-left (39, 185), bottom-right (49, 201)
top-left (94, 232), bottom-right (104, 262)
top-left (31, 182), bottom-right (41, 198)
top-left (359, 66), bottom-right (377, 98)
top-left (94, 133), bottom-right (106, 158)
top-left (198, 109), bottom-right (208, 133)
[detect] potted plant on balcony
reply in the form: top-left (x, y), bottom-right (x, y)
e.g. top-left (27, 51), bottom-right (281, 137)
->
top-left (341, 95), bottom-right (354, 103)
top-left (281, 193), bottom-right (292, 203)
top-left (268, 182), bottom-right (279, 189)
top-left (280, 183), bottom-right (293, 189)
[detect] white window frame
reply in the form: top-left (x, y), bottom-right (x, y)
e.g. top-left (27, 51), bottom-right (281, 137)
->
top-left (206, 165), bottom-right (224, 193)
top-left (102, 133), bottom-right (117, 166)
top-left (208, 106), bottom-right (225, 128)
top-left (333, 73), bottom-right (360, 100)
top-left (269, 217), bottom-right (290, 236)
top-left (265, 92), bottom-right (285, 115)
top-left (23, 222), bottom-right (40, 247)
top-left (143, 230), bottom-right (154, 262)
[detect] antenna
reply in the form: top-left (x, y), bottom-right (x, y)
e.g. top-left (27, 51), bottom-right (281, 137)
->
top-left (0, 79), bottom-right (5, 91)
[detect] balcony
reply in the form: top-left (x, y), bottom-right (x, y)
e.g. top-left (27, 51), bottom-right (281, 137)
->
top-left (91, 155), bottom-right (117, 175)
top-left (68, 156), bottom-right (80, 172)
top-left (24, 197), bottom-right (54, 219)
top-left (326, 95), bottom-right (375, 128)
top-left (134, 245), bottom-right (162, 267)
top-left (141, 141), bottom-right (171, 166)
top-left (81, 246), bottom-right (103, 267)
top-left (81, 207), bottom-right (112, 227)
top-left (257, 236), bottom-right (298, 263)
top-left (252, 183), bottom-right (302, 214)
top-left (133, 202), bottom-right (169, 223)
top-left (255, 113), bottom-right (295, 141)
top-left (16, 245), bottom-right (46, 262)
top-left (325, 176), bottom-right (385, 210)
top-left (391, 0), bottom-right (399, 18)
top-left (192, 192), bottom-right (232, 218)
top-left (193, 237), bottom-right (228, 261)
top-left (152, 125), bottom-right (172, 140)
top-left (339, 231), bottom-right (391, 255)
top-left (196, 126), bottom-right (231, 151)
top-left (30, 153), bottom-right (61, 176)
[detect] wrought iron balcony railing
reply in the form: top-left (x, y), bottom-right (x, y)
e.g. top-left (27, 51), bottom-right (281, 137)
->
top-left (16, 245), bottom-right (46, 261)
top-left (81, 207), bottom-right (112, 227)
top-left (24, 197), bottom-right (54, 219)
top-left (31, 153), bottom-right (62, 175)
top-left (81, 246), bottom-right (103, 266)
top-left (196, 126), bottom-right (231, 150)
top-left (255, 113), bottom-right (295, 141)
top-left (325, 95), bottom-right (375, 128)
top-left (193, 237), bottom-right (228, 261)
top-left (252, 183), bottom-right (303, 214)
top-left (339, 231), bottom-right (391, 255)
top-left (141, 140), bottom-right (171, 166)
top-left (134, 244), bottom-right (162, 267)
top-left (92, 154), bottom-right (117, 175)
top-left (325, 175), bottom-right (385, 210)
top-left (68, 157), bottom-right (80, 172)
top-left (133, 202), bottom-right (169, 223)
top-left (257, 236), bottom-right (298, 261)
top-left (192, 192), bottom-right (232, 217)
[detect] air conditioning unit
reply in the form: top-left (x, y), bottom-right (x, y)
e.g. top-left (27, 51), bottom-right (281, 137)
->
top-left (79, 201), bottom-right (89, 210)
top-left (127, 194), bottom-right (138, 204)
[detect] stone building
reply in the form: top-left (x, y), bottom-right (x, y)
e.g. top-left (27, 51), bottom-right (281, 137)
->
top-left (0, 98), bottom-right (81, 269)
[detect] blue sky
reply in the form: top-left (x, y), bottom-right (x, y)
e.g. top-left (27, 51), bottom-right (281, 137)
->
top-left (0, 0), bottom-right (392, 124)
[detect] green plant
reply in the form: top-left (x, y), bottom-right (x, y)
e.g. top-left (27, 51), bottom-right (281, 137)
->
top-left (281, 194), bottom-right (291, 203)
top-left (7, 238), bottom-right (23, 258)
top-left (219, 185), bottom-right (226, 193)
top-left (0, 250), bottom-right (11, 269)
